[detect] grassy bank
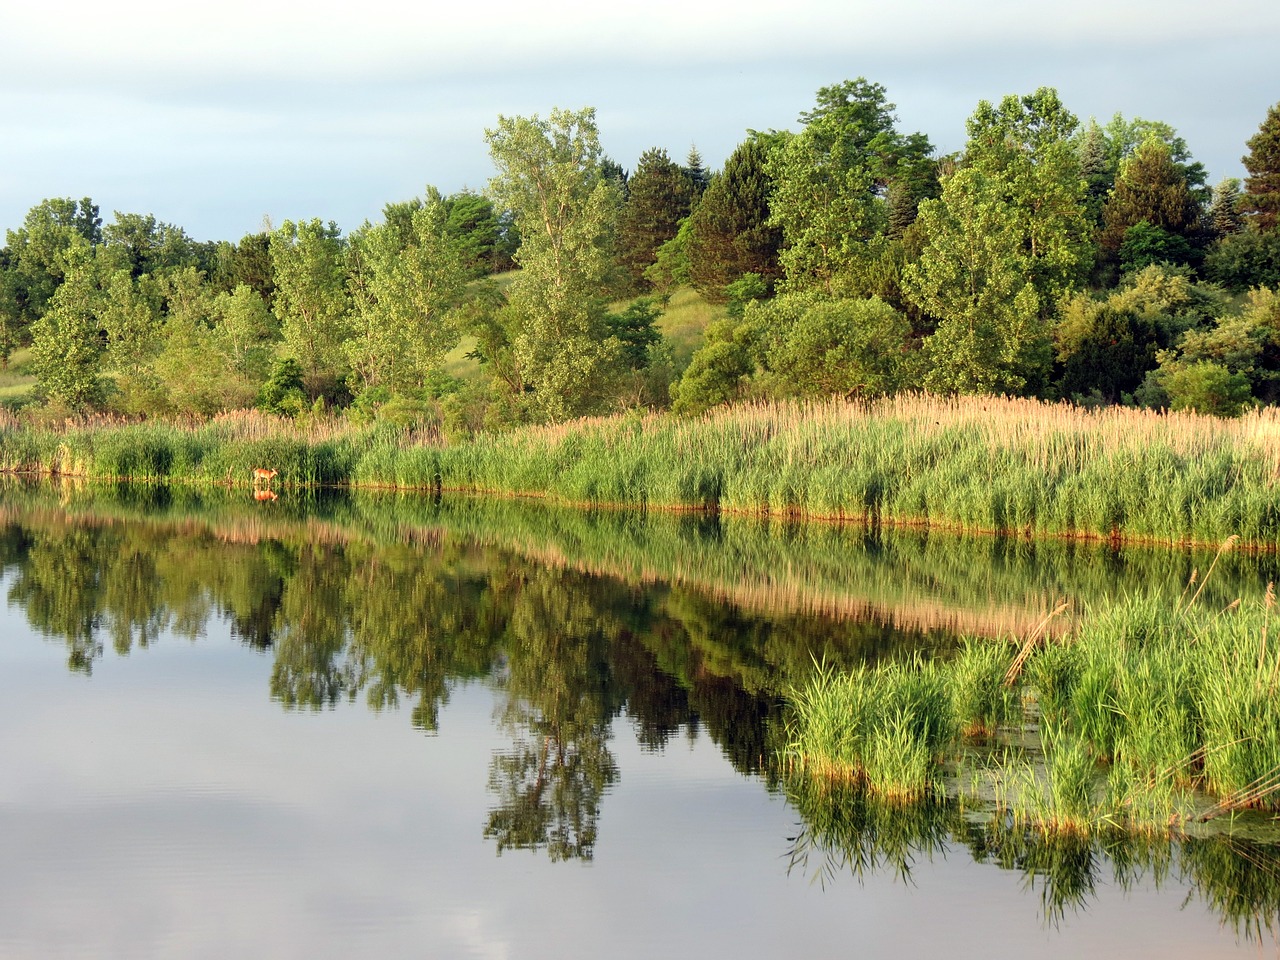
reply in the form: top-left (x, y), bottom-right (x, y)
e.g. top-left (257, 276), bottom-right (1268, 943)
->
top-left (783, 580), bottom-right (1280, 834)
top-left (2, 394), bottom-right (1280, 546)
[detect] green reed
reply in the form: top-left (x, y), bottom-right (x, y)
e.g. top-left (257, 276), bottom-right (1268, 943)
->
top-left (3, 395), bottom-right (1280, 546)
top-left (786, 578), bottom-right (1280, 833)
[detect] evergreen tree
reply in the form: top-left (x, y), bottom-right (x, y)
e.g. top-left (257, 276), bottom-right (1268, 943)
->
top-left (684, 136), bottom-right (783, 301)
top-left (1076, 119), bottom-right (1113, 225)
top-left (683, 146), bottom-right (711, 200)
top-left (1100, 136), bottom-right (1202, 259)
top-left (1241, 102), bottom-right (1280, 230)
top-left (1209, 178), bottom-right (1244, 240)
top-left (616, 147), bottom-right (694, 290)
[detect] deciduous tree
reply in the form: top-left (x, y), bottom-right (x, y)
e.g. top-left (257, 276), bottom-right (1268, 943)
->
top-left (903, 88), bottom-right (1092, 394)
top-left (484, 107), bottom-right (623, 420)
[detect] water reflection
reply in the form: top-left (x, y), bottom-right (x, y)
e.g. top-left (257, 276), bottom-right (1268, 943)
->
top-left (786, 778), bottom-right (1280, 940)
top-left (3, 476), bottom-right (1280, 926)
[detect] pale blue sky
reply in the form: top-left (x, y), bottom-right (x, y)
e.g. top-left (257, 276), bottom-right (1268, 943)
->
top-left (2, 0), bottom-right (1276, 241)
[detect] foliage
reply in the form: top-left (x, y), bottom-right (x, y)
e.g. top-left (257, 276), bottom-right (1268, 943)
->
top-left (485, 107), bottom-right (623, 420)
top-left (768, 79), bottom-right (933, 295)
top-left (1100, 137), bottom-right (1202, 264)
top-left (29, 239), bottom-right (106, 409)
top-left (760, 296), bottom-right (915, 399)
top-left (1203, 226), bottom-right (1280, 291)
top-left (345, 195), bottom-right (468, 394)
top-left (904, 88), bottom-right (1092, 395)
top-left (685, 136), bottom-right (783, 301)
top-left (616, 147), bottom-right (694, 290)
top-left (257, 357), bottom-right (307, 415)
top-left (270, 218), bottom-right (350, 389)
top-left (1241, 101), bottom-right (1280, 230)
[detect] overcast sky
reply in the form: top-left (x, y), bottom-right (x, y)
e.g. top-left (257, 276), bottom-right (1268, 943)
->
top-left (2, 0), bottom-right (1276, 242)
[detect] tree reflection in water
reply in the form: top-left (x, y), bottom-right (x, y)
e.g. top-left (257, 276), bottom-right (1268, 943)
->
top-left (786, 776), bottom-right (1280, 939)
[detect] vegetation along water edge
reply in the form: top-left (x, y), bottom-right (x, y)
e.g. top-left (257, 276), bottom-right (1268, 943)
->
top-left (2, 393), bottom-right (1280, 548)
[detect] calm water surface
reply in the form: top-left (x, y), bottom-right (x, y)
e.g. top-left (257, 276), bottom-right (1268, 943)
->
top-left (1, 482), bottom-right (1278, 959)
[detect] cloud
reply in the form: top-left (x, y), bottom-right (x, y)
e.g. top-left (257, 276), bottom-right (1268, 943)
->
top-left (2, 0), bottom-right (1277, 238)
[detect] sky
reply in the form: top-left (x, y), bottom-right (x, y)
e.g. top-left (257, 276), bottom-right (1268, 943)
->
top-left (1, 0), bottom-right (1277, 243)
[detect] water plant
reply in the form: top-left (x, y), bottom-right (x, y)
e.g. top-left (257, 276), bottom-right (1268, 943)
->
top-left (4, 393), bottom-right (1280, 546)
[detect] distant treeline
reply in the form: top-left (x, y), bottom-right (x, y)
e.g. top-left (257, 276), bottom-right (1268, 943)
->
top-left (2, 83), bottom-right (1279, 429)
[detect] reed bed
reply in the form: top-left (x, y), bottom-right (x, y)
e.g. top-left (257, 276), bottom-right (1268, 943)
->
top-left (785, 579), bottom-right (1280, 833)
top-left (2, 394), bottom-right (1279, 545)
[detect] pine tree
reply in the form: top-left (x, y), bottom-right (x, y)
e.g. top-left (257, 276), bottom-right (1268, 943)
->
top-left (683, 146), bottom-right (711, 200)
top-left (1242, 102), bottom-right (1280, 230)
top-left (615, 147), bottom-right (694, 289)
top-left (1076, 119), bottom-right (1113, 225)
top-left (685, 136), bottom-right (783, 301)
top-left (1100, 137), bottom-right (1202, 256)
top-left (1209, 178), bottom-right (1243, 239)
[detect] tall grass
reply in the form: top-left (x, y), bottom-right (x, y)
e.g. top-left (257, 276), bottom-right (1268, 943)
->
top-left (3, 394), bottom-right (1280, 545)
top-left (787, 576), bottom-right (1280, 833)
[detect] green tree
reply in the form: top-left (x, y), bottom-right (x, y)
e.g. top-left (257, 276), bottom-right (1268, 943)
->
top-left (100, 268), bottom-right (166, 414)
top-left (270, 219), bottom-right (350, 394)
top-left (484, 107), bottom-right (623, 420)
top-left (1076, 119), bottom-right (1113, 225)
top-left (345, 196), bottom-right (468, 394)
top-left (1241, 102), bottom-right (1280, 230)
top-left (29, 239), bottom-right (106, 408)
top-left (1100, 137), bottom-right (1202, 264)
top-left (685, 136), bottom-right (783, 301)
top-left (5, 197), bottom-right (102, 326)
top-left (768, 79), bottom-right (933, 294)
top-left (616, 147), bottom-right (694, 290)
top-left (1209, 178), bottom-right (1244, 239)
top-left (102, 212), bottom-right (200, 279)
top-left (257, 357), bottom-right (307, 415)
top-left (764, 296), bottom-right (914, 399)
top-left (1102, 114), bottom-right (1209, 206)
top-left (212, 284), bottom-right (278, 381)
top-left (683, 145), bottom-right (711, 199)
top-left (443, 191), bottom-right (516, 275)
top-left (903, 88), bottom-right (1093, 394)
top-left (1204, 227), bottom-right (1280, 291)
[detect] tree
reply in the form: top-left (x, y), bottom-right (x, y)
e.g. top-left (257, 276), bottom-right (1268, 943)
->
top-left (685, 135), bottom-right (783, 300)
top-left (270, 219), bottom-right (350, 394)
top-left (29, 239), bottom-right (105, 408)
top-left (1204, 227), bottom-right (1280, 290)
top-left (616, 147), bottom-right (694, 289)
top-left (484, 107), bottom-right (623, 420)
top-left (1102, 114), bottom-right (1209, 207)
top-left (763, 296), bottom-right (914, 399)
top-left (1209, 178), bottom-right (1244, 239)
top-left (102, 212), bottom-right (200, 279)
top-left (443, 191), bottom-right (516, 275)
top-left (1242, 102), bottom-right (1280, 230)
top-left (5, 197), bottom-right (102, 325)
top-left (1100, 136), bottom-right (1202, 263)
top-left (100, 267), bottom-right (166, 414)
top-left (683, 145), bottom-right (711, 199)
top-left (1076, 119), bottom-right (1113, 225)
top-left (212, 284), bottom-right (277, 381)
top-left (345, 196), bottom-right (468, 395)
top-left (903, 88), bottom-right (1093, 394)
top-left (768, 78), bottom-right (933, 294)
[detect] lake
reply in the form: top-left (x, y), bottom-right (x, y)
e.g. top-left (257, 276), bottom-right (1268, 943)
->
top-left (2, 480), bottom-right (1278, 958)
